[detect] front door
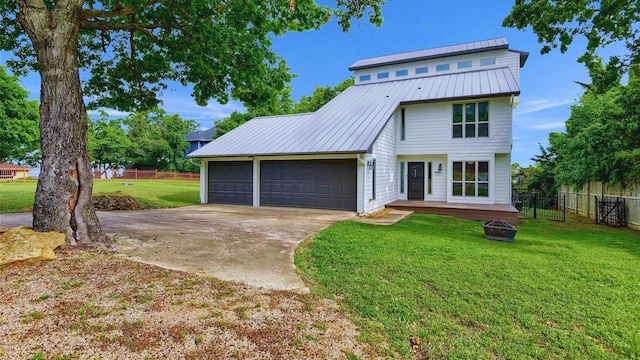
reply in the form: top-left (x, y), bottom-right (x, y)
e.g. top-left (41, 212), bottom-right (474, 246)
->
top-left (408, 162), bottom-right (424, 200)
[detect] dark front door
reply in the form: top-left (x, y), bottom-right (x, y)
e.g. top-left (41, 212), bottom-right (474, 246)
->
top-left (408, 162), bottom-right (424, 200)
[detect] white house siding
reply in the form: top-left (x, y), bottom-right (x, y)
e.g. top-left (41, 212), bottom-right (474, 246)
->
top-left (354, 49), bottom-right (521, 86)
top-left (364, 116), bottom-right (398, 213)
top-left (396, 98), bottom-right (512, 156)
top-left (397, 155), bottom-right (448, 201)
top-left (494, 153), bottom-right (511, 204)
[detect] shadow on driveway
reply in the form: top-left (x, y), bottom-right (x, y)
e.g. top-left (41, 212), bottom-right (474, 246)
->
top-left (0, 205), bottom-right (356, 291)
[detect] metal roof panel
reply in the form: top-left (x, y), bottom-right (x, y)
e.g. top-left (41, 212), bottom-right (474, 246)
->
top-left (188, 67), bottom-right (520, 158)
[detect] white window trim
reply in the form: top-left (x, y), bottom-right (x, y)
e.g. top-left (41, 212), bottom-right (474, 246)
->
top-left (447, 158), bottom-right (494, 204)
top-left (452, 101), bottom-right (490, 139)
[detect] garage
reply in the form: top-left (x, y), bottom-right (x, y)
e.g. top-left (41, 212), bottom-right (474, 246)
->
top-left (260, 159), bottom-right (357, 211)
top-left (208, 161), bottom-right (253, 205)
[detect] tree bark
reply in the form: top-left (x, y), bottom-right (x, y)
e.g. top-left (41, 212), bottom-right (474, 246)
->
top-left (17, 0), bottom-right (108, 245)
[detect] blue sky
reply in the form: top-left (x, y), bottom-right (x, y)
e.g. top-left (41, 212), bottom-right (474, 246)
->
top-left (1, 1), bottom-right (624, 166)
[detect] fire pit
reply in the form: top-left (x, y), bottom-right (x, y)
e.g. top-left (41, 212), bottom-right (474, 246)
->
top-left (483, 220), bottom-right (517, 242)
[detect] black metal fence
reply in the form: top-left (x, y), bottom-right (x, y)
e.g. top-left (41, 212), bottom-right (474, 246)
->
top-left (513, 193), bottom-right (566, 221)
top-left (595, 196), bottom-right (627, 227)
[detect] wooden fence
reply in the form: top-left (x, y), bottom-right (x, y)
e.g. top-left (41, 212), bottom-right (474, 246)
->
top-left (559, 182), bottom-right (640, 230)
top-left (93, 168), bottom-right (200, 181)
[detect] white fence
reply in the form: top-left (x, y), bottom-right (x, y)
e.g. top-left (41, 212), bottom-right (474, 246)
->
top-left (559, 182), bottom-right (640, 230)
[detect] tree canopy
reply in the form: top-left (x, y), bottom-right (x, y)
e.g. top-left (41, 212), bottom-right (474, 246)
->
top-left (0, 0), bottom-right (384, 244)
top-left (0, 65), bottom-right (39, 165)
top-left (531, 61), bottom-right (640, 190)
top-left (503, 0), bottom-right (640, 72)
top-left (0, 0), bottom-right (382, 112)
top-left (124, 109), bottom-right (198, 172)
top-left (215, 77), bottom-right (354, 138)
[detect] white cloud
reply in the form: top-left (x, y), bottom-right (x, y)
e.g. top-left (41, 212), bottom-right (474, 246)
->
top-left (526, 121), bottom-right (566, 130)
top-left (515, 97), bottom-right (576, 115)
top-left (88, 108), bottom-right (129, 117)
top-left (159, 93), bottom-right (246, 122)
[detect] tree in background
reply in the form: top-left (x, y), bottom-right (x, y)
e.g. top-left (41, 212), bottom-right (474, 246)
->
top-left (503, 0), bottom-right (639, 74)
top-left (292, 78), bottom-right (354, 113)
top-left (0, 0), bottom-right (383, 244)
top-left (0, 66), bottom-right (39, 165)
top-left (87, 113), bottom-right (135, 178)
top-left (215, 78), bottom-right (355, 138)
top-left (505, 0), bottom-right (640, 190)
top-left (125, 110), bottom-right (198, 173)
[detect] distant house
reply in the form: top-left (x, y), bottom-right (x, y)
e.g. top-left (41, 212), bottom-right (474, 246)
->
top-left (185, 127), bottom-right (216, 156)
top-left (0, 163), bottom-right (31, 181)
top-left (188, 38), bottom-right (527, 223)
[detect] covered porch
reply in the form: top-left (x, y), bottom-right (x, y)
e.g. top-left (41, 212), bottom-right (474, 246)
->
top-left (386, 200), bottom-right (519, 224)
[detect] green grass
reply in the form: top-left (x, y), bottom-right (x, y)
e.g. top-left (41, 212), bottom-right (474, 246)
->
top-left (295, 214), bottom-right (640, 359)
top-left (0, 179), bottom-right (199, 213)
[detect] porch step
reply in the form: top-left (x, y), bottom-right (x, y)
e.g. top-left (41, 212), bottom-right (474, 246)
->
top-left (356, 209), bottom-right (414, 226)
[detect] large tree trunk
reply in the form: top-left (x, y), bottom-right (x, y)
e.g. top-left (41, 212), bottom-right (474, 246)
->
top-left (17, 0), bottom-right (107, 245)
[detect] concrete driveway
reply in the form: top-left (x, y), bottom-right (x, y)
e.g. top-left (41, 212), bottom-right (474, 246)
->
top-left (0, 205), bottom-right (356, 291)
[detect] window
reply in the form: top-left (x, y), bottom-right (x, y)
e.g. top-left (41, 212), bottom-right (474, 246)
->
top-left (415, 66), bottom-right (429, 74)
top-left (396, 69), bottom-right (408, 77)
top-left (359, 74), bottom-right (371, 81)
top-left (480, 57), bottom-right (496, 66)
top-left (452, 101), bottom-right (489, 138)
top-left (371, 159), bottom-right (377, 200)
top-left (427, 162), bottom-right (432, 195)
top-left (436, 64), bottom-right (450, 72)
top-left (400, 162), bottom-right (405, 194)
top-left (377, 72), bottom-right (389, 79)
top-left (457, 60), bottom-right (472, 69)
top-left (452, 161), bottom-right (489, 197)
top-left (400, 108), bottom-right (406, 141)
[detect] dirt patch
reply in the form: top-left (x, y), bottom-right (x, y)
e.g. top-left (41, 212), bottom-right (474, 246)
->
top-left (0, 248), bottom-right (379, 359)
top-left (93, 193), bottom-right (146, 211)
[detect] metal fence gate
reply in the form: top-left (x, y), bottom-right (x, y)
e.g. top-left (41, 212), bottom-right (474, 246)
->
top-left (513, 193), bottom-right (566, 221)
top-left (595, 196), bottom-right (627, 227)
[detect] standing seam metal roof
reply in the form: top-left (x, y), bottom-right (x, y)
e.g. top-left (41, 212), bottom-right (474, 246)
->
top-left (349, 38), bottom-right (509, 70)
top-left (187, 67), bottom-right (520, 158)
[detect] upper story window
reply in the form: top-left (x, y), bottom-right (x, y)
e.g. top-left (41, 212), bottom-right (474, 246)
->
top-left (452, 102), bottom-right (489, 138)
top-left (480, 57), bottom-right (496, 66)
top-left (396, 69), bottom-right (408, 77)
top-left (377, 72), bottom-right (389, 79)
top-left (359, 74), bottom-right (371, 82)
top-left (457, 60), bottom-right (472, 69)
top-left (436, 64), bottom-right (450, 72)
top-left (415, 66), bottom-right (429, 74)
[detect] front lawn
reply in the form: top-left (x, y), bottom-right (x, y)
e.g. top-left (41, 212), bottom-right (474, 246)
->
top-left (0, 180), bottom-right (200, 213)
top-left (296, 214), bottom-right (640, 359)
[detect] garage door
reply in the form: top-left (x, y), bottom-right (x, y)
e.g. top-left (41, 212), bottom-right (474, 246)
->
top-left (208, 161), bottom-right (253, 205)
top-left (260, 159), bottom-right (357, 211)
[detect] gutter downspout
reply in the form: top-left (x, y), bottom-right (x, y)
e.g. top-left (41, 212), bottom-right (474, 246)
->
top-left (357, 154), bottom-right (367, 215)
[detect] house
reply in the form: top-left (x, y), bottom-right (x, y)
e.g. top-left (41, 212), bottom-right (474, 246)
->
top-left (185, 127), bottom-right (216, 156)
top-left (188, 38), bottom-right (527, 223)
top-left (0, 163), bottom-right (31, 181)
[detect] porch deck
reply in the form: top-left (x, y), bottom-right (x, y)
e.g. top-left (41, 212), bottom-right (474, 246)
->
top-left (386, 200), bottom-right (519, 224)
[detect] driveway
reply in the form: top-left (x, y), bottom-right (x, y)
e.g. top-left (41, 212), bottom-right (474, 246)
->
top-left (0, 205), bottom-right (356, 291)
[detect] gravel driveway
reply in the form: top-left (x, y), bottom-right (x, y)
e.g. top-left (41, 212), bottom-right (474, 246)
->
top-left (0, 205), bottom-right (356, 291)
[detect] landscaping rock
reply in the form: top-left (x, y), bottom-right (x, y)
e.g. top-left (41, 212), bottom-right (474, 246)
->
top-left (93, 193), bottom-right (146, 211)
top-left (0, 226), bottom-right (66, 266)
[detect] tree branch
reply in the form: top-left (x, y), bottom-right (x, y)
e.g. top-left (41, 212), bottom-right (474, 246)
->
top-left (80, 20), bottom-right (161, 41)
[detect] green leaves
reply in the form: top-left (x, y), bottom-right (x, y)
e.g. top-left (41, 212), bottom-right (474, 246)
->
top-left (1, 0), bottom-right (383, 113)
top-left (0, 65), bottom-right (39, 165)
top-left (545, 61), bottom-right (640, 188)
top-left (503, 0), bottom-right (639, 72)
